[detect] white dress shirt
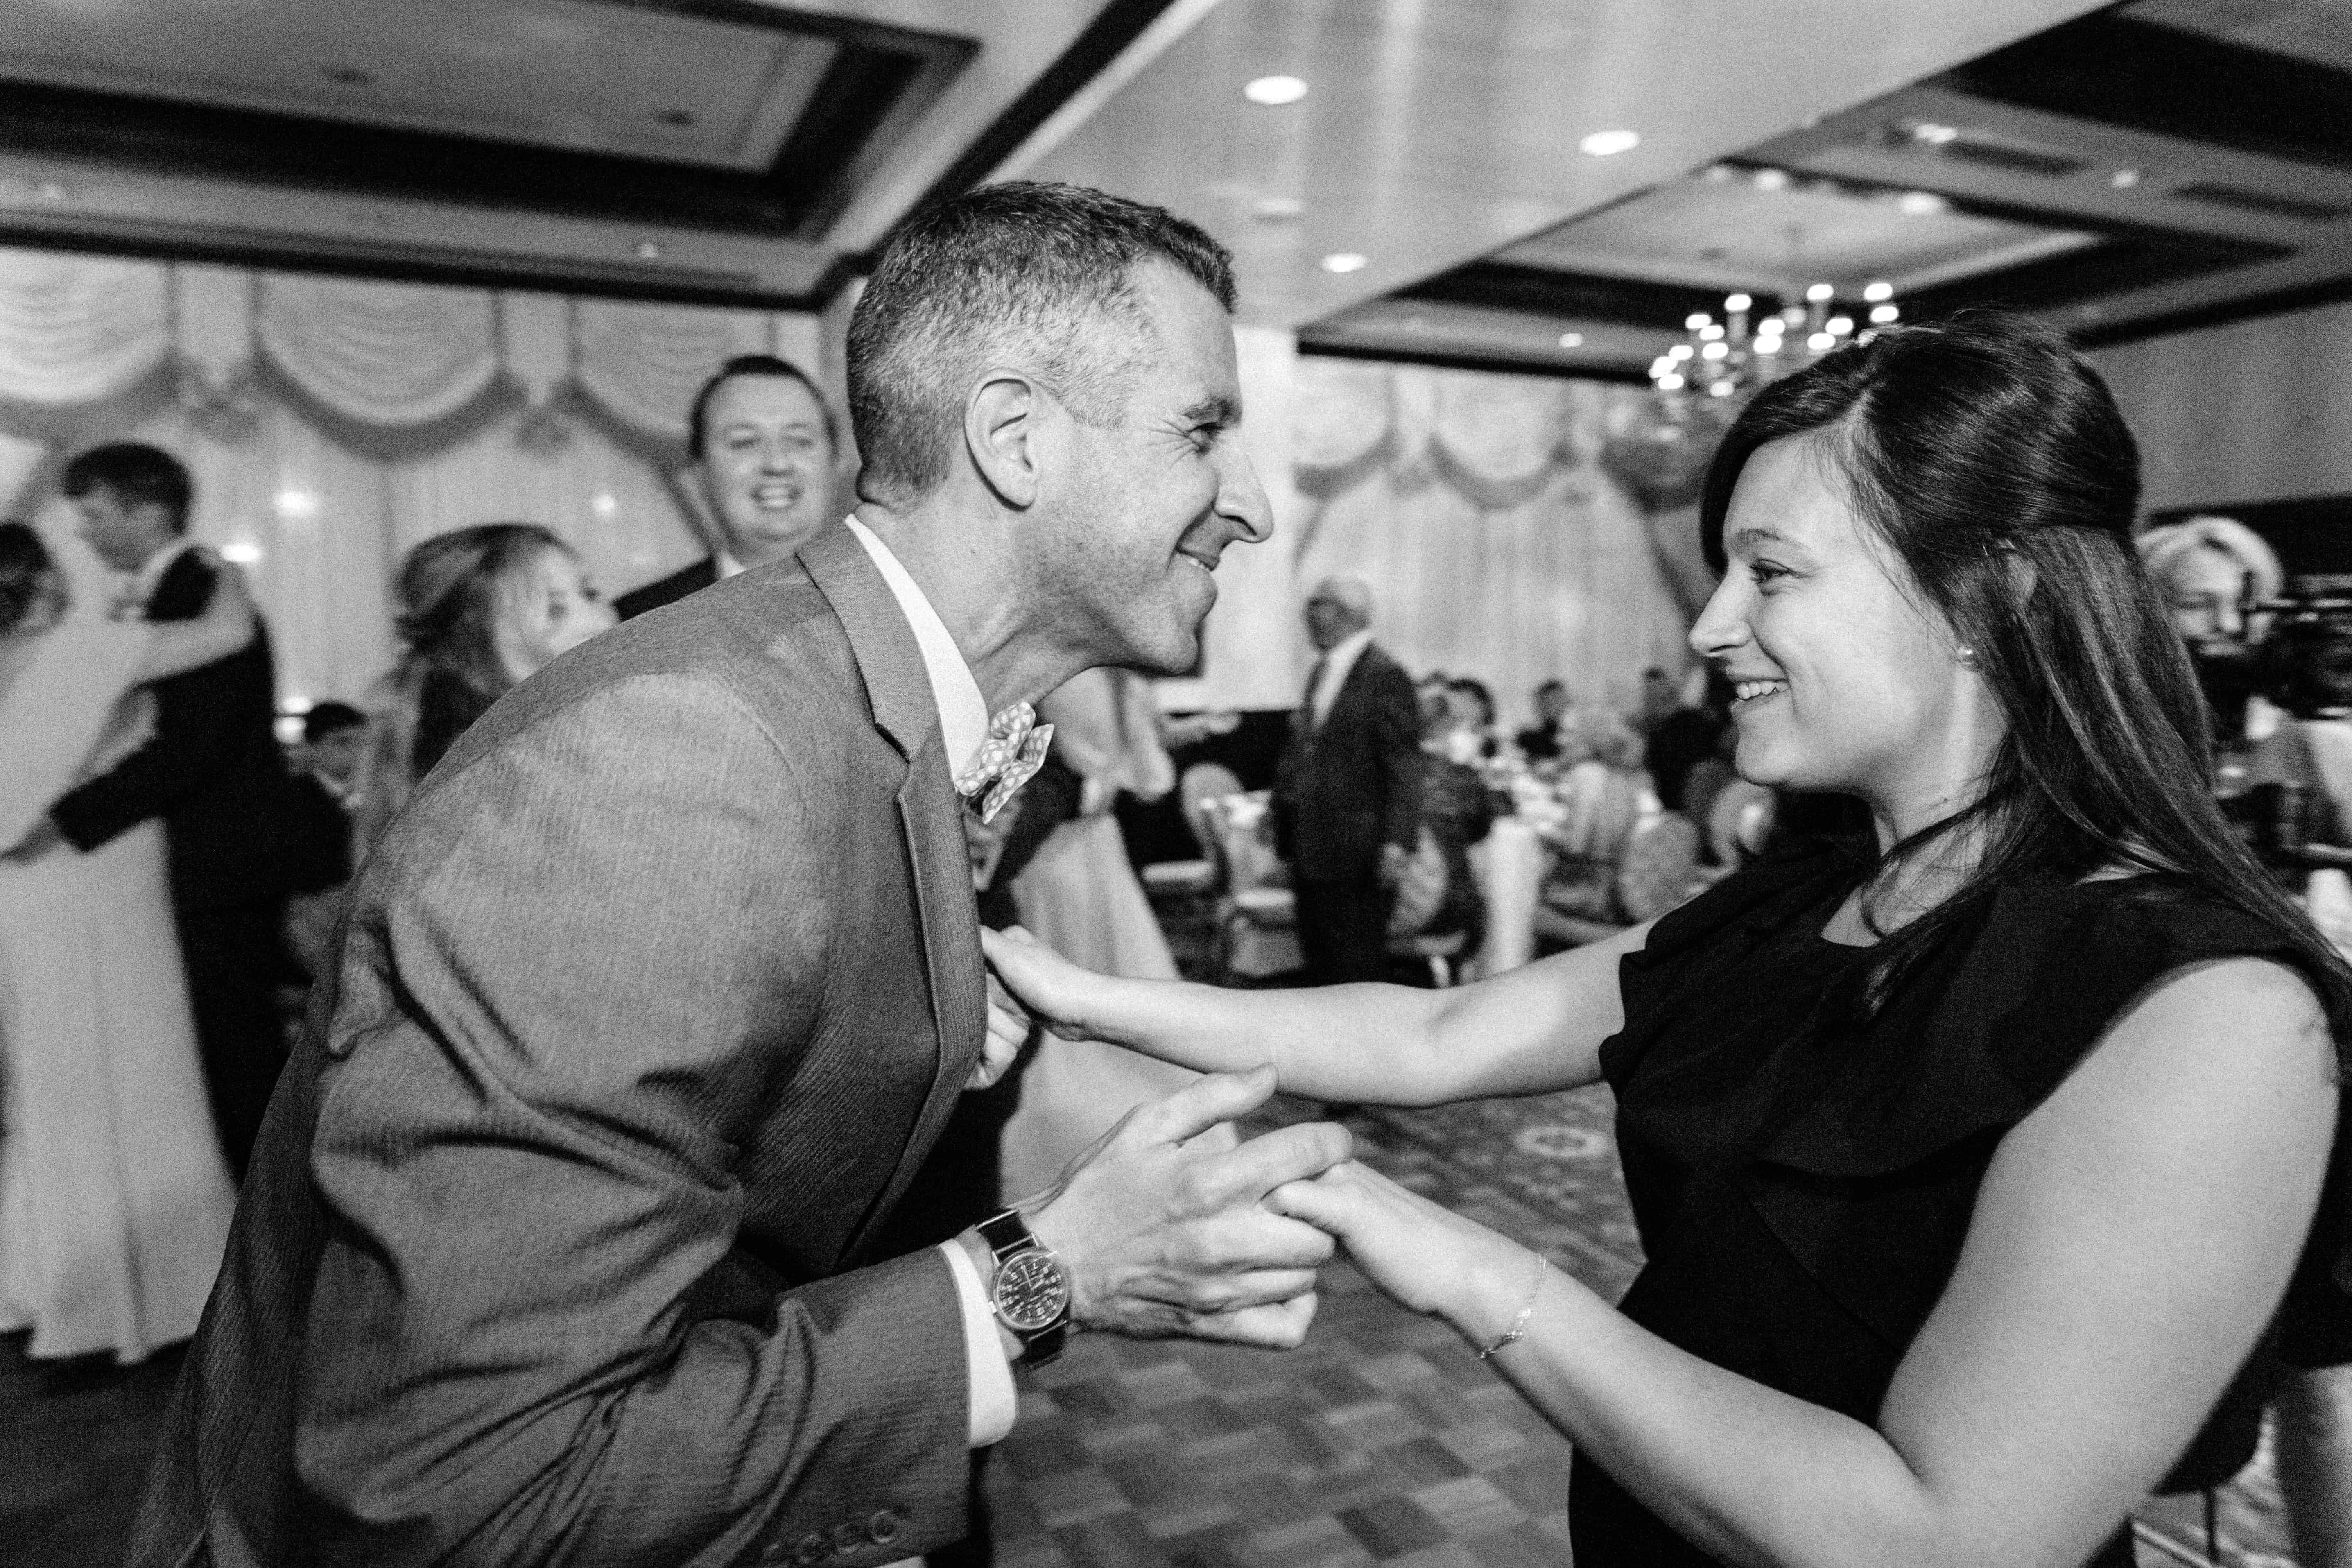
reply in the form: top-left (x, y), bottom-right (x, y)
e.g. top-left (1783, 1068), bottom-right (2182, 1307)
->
top-left (842, 516), bottom-right (1018, 1450)
top-left (1307, 627), bottom-right (1375, 728)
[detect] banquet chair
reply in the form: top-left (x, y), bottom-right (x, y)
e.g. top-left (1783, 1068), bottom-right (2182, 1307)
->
top-left (1136, 763), bottom-right (1239, 907)
top-left (1533, 809), bottom-right (1703, 948)
top-left (1203, 790), bottom-right (1302, 982)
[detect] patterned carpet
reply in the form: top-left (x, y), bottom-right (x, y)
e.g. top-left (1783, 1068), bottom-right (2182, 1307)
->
top-left (981, 1068), bottom-right (2300, 1568)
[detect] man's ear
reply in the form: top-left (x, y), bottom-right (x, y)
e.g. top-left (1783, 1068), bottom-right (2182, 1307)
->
top-left (964, 372), bottom-right (1041, 509)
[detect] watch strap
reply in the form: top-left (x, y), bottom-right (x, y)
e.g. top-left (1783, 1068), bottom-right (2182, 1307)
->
top-left (976, 1208), bottom-right (1069, 1367)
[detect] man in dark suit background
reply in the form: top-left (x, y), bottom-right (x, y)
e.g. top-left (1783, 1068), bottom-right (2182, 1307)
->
top-left (131, 183), bottom-right (1345, 1568)
top-left (46, 442), bottom-right (291, 1177)
top-left (1275, 575), bottom-right (1423, 985)
top-left (613, 354), bottom-right (839, 620)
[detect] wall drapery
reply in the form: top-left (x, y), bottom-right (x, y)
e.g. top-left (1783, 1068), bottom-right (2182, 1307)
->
top-left (1283, 357), bottom-right (1700, 723)
top-left (0, 245), bottom-right (821, 708)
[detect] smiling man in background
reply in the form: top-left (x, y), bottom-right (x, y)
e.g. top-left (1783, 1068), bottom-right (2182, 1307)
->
top-left (613, 353), bottom-right (840, 620)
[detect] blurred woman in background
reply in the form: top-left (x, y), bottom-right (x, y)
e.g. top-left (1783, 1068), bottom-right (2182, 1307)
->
top-left (352, 523), bottom-right (613, 851)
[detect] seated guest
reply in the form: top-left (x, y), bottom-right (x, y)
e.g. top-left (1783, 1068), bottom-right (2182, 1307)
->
top-left (1642, 671), bottom-right (1728, 812)
top-left (1447, 676), bottom-right (1500, 759)
top-left (1515, 677), bottom-right (1576, 760)
top-left (280, 703), bottom-right (366, 983)
top-left (352, 523), bottom-right (613, 850)
top-left (1403, 687), bottom-right (1497, 948)
top-left (615, 355), bottom-right (839, 619)
top-left (1630, 665), bottom-right (1681, 735)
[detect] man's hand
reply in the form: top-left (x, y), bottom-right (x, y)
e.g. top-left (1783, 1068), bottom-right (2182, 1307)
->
top-left (1026, 1066), bottom-right (1349, 1349)
top-left (1377, 841), bottom-right (1411, 888)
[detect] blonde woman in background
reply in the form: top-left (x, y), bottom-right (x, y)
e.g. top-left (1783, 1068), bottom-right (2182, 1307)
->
top-left (352, 523), bottom-right (615, 853)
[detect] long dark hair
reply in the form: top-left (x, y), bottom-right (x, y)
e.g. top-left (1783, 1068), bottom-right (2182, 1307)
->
top-left (0, 520), bottom-right (54, 635)
top-left (1698, 310), bottom-right (2348, 1007)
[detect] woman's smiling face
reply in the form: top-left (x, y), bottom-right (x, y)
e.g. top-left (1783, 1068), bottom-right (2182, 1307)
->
top-left (1689, 431), bottom-right (2003, 839)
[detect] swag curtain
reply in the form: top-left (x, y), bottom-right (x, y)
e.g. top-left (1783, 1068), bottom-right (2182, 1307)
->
top-left (1289, 357), bottom-right (1696, 724)
top-left (0, 246), bottom-right (821, 708)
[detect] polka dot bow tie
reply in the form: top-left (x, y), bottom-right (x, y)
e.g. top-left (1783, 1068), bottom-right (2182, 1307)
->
top-left (953, 701), bottom-right (1054, 824)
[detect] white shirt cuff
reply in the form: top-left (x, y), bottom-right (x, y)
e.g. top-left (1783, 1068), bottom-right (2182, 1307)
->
top-left (938, 1238), bottom-right (1020, 1448)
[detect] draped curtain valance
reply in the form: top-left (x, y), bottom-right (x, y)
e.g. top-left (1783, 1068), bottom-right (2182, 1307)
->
top-left (0, 251), bottom-right (810, 504)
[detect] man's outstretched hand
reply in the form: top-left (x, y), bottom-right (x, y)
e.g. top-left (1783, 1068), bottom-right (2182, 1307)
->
top-left (1025, 1066), bottom-right (1349, 1349)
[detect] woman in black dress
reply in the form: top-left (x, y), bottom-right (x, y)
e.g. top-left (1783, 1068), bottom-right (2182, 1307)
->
top-left (985, 312), bottom-right (2352, 1568)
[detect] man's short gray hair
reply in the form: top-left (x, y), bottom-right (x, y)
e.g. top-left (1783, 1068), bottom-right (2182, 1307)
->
top-left (846, 181), bottom-right (1237, 505)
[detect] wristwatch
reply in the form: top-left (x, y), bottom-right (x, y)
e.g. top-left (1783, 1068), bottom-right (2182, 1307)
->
top-left (976, 1208), bottom-right (1070, 1367)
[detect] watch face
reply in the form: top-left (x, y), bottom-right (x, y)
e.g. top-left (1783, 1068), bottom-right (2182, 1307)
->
top-left (993, 1250), bottom-right (1069, 1333)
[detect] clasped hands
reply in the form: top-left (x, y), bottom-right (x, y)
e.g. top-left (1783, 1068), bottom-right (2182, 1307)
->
top-left (979, 931), bottom-right (1517, 1349)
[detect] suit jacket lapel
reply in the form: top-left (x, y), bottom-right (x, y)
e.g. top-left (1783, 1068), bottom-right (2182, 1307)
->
top-left (799, 526), bottom-right (987, 1253)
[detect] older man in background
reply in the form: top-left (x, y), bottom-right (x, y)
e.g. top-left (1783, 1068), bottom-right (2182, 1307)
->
top-left (614, 353), bottom-right (841, 619)
top-left (1275, 575), bottom-right (1422, 986)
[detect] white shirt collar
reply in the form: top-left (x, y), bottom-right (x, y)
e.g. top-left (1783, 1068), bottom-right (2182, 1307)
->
top-left (714, 550), bottom-right (747, 581)
top-left (129, 536), bottom-right (202, 606)
top-left (842, 517), bottom-right (992, 776)
top-left (1311, 627), bottom-right (1376, 722)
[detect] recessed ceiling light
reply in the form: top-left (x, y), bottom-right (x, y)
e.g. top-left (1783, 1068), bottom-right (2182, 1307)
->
top-left (2111, 168), bottom-right (2143, 189)
top-left (1895, 190), bottom-right (1949, 216)
top-left (1244, 75), bottom-right (1308, 105)
top-left (1321, 252), bottom-right (1367, 274)
top-left (1579, 129), bottom-right (1640, 157)
top-left (1752, 168), bottom-right (1792, 192)
top-left (1557, 333), bottom-right (1584, 348)
top-left (1911, 122), bottom-right (1960, 145)
top-left (1863, 280), bottom-right (1893, 302)
top-left (1251, 195), bottom-right (1305, 221)
top-left (1805, 283), bottom-right (1834, 302)
top-left (636, 241), bottom-right (663, 260)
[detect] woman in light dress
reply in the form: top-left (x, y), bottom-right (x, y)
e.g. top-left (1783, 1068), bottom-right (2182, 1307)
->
top-left (0, 521), bottom-right (256, 1362)
top-left (997, 665), bottom-right (1201, 1197)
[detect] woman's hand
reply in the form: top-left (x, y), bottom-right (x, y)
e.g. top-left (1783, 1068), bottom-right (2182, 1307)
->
top-left (968, 968), bottom-right (1034, 1089)
top-left (980, 925), bottom-right (1099, 1042)
top-left (1269, 1159), bottom-right (1525, 1332)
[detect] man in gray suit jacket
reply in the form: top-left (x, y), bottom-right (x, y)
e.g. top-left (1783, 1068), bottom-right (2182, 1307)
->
top-left (132, 183), bottom-right (1340, 1568)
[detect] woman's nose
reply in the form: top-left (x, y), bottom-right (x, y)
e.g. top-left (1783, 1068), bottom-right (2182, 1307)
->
top-left (1688, 579), bottom-right (1748, 658)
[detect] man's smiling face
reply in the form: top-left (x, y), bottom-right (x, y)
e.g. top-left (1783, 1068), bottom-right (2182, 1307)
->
top-left (699, 373), bottom-right (836, 568)
top-left (1033, 259), bottom-right (1274, 675)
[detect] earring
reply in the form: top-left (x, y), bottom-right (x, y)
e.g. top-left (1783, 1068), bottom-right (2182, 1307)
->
top-left (1956, 645), bottom-right (1980, 670)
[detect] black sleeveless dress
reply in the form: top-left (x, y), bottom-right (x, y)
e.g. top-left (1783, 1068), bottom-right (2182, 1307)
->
top-left (1571, 841), bottom-right (2352, 1568)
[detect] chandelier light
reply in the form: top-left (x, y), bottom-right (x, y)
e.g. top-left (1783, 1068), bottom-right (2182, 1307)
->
top-left (1646, 281), bottom-right (1900, 403)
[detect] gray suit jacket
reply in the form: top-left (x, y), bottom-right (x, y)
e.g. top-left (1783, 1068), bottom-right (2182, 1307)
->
top-left (131, 526), bottom-right (990, 1567)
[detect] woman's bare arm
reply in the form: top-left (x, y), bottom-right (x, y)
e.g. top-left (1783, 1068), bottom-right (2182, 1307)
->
top-left (1284, 955), bottom-right (2336, 1567)
top-left (982, 919), bottom-right (1655, 1105)
top-left (136, 555), bottom-right (256, 681)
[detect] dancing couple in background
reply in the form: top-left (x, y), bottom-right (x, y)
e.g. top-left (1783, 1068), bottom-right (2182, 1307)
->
top-left (0, 500), bottom-right (256, 1366)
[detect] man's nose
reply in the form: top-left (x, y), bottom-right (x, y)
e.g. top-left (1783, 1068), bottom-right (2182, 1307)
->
top-left (1219, 448), bottom-right (1274, 545)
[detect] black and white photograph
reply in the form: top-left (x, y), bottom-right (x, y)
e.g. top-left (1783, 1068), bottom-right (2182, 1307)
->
top-left (3, 3), bottom-right (2352, 1565)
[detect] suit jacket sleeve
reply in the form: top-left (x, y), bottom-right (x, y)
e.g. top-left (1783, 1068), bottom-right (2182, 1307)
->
top-left (300, 673), bottom-right (972, 1567)
top-left (1370, 659), bottom-right (1424, 853)
top-left (48, 557), bottom-right (236, 853)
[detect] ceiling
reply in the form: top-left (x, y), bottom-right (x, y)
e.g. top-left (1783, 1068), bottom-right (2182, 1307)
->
top-left (0, 0), bottom-right (2341, 369)
top-left (1307, 0), bottom-right (2352, 378)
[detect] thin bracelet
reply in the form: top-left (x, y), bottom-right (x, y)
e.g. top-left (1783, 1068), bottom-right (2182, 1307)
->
top-left (1475, 1251), bottom-right (1550, 1360)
